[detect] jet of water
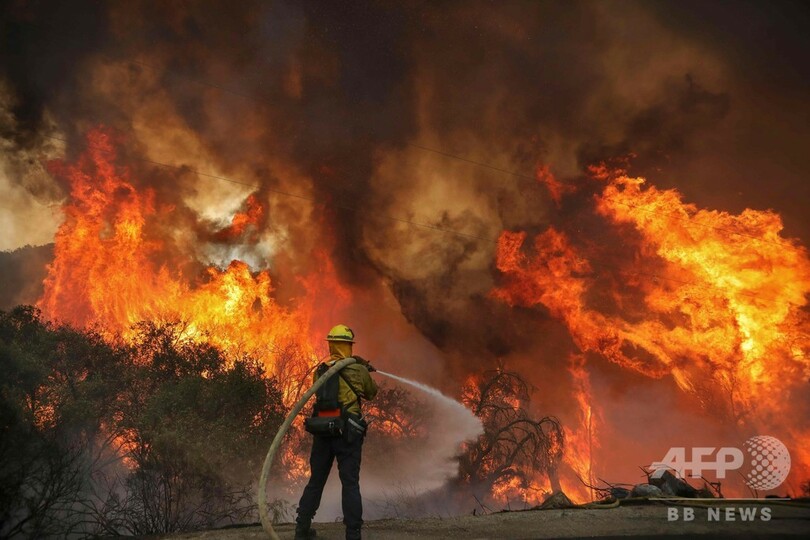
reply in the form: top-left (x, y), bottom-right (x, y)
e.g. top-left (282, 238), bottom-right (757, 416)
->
top-left (375, 369), bottom-right (483, 470)
top-left (376, 370), bottom-right (477, 423)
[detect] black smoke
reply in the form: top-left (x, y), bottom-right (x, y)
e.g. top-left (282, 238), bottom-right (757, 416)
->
top-left (1, 0), bottom-right (808, 376)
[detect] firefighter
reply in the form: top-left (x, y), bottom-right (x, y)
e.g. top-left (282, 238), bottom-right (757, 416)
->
top-left (295, 324), bottom-right (378, 540)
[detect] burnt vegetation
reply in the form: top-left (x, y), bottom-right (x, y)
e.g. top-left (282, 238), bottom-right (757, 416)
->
top-left (363, 367), bottom-right (567, 518)
top-left (459, 367), bottom-right (565, 501)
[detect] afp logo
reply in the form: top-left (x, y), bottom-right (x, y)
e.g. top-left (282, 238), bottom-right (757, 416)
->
top-left (744, 436), bottom-right (791, 490)
top-left (650, 436), bottom-right (791, 491)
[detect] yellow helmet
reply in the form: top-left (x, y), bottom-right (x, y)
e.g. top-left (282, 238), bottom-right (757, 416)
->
top-left (326, 324), bottom-right (355, 343)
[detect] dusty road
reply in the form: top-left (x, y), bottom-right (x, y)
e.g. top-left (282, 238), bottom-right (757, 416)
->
top-left (158, 500), bottom-right (810, 539)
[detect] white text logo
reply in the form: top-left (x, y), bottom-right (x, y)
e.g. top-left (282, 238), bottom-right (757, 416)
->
top-left (650, 436), bottom-right (790, 490)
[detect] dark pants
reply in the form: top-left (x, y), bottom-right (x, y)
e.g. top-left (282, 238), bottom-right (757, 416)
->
top-left (297, 433), bottom-right (364, 532)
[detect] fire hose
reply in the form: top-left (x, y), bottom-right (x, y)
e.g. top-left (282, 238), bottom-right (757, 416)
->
top-left (258, 356), bottom-right (357, 540)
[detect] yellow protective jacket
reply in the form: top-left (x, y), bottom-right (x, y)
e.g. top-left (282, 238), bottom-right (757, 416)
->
top-left (316, 354), bottom-right (377, 417)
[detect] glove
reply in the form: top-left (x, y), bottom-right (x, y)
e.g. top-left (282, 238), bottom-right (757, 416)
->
top-left (354, 355), bottom-right (375, 372)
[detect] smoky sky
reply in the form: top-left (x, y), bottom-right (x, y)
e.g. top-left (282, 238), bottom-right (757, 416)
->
top-left (1, 0), bottom-right (809, 368)
top-left (650, 0), bottom-right (810, 92)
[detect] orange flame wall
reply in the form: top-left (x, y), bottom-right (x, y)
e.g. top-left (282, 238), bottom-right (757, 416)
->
top-left (6, 1), bottom-right (808, 509)
top-left (38, 129), bottom-right (349, 387)
top-left (34, 127), bottom-right (810, 498)
top-left (493, 169), bottom-right (810, 491)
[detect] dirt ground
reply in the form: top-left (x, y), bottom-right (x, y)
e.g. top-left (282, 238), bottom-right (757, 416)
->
top-left (157, 500), bottom-right (810, 539)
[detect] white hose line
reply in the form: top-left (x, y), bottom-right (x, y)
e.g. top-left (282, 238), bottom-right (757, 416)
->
top-left (258, 357), bottom-right (358, 539)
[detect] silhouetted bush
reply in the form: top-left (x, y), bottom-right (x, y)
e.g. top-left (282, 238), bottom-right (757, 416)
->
top-left (0, 307), bottom-right (286, 537)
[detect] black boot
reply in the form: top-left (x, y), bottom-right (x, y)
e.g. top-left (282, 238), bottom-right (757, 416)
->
top-left (345, 527), bottom-right (361, 540)
top-left (294, 518), bottom-right (317, 539)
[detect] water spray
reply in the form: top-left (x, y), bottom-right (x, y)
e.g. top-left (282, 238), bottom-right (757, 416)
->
top-left (375, 370), bottom-right (478, 426)
top-left (258, 361), bottom-right (481, 539)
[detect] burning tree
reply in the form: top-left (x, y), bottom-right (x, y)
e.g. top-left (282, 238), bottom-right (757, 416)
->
top-left (493, 169), bottom-right (810, 489)
top-left (364, 384), bottom-right (427, 439)
top-left (458, 367), bottom-right (564, 506)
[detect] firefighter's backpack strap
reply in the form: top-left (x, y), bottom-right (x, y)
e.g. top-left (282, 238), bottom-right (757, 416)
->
top-left (314, 362), bottom-right (340, 415)
top-left (338, 369), bottom-right (363, 414)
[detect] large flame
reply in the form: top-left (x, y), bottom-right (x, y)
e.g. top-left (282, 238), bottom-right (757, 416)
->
top-left (493, 168), bottom-right (810, 492)
top-left (564, 354), bottom-right (599, 501)
top-left (32, 127), bottom-right (810, 499)
top-left (38, 128), bottom-right (348, 392)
